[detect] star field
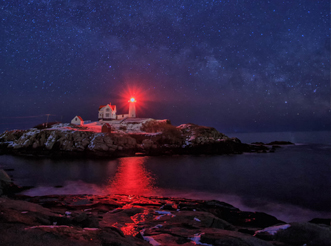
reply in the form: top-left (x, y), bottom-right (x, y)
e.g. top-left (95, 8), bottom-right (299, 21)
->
top-left (0, 0), bottom-right (330, 132)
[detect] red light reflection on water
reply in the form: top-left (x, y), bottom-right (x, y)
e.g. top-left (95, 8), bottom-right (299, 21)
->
top-left (107, 157), bottom-right (156, 196)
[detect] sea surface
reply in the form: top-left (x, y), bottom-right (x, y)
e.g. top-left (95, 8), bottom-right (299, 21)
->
top-left (0, 131), bottom-right (330, 223)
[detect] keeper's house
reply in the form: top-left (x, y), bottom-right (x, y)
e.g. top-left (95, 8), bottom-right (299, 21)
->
top-left (98, 98), bottom-right (136, 121)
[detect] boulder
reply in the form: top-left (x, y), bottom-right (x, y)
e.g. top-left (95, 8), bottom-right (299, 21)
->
top-left (100, 207), bottom-right (145, 228)
top-left (275, 222), bottom-right (331, 246)
top-left (200, 228), bottom-right (273, 246)
top-left (10, 130), bottom-right (39, 149)
top-left (0, 130), bottom-right (25, 142)
top-left (73, 213), bottom-right (99, 228)
top-left (61, 140), bottom-right (74, 151)
top-left (0, 169), bottom-right (13, 196)
top-left (88, 134), bottom-right (108, 152)
top-left (39, 131), bottom-right (47, 146)
top-left (309, 218), bottom-right (331, 226)
top-left (103, 135), bottom-right (114, 146)
top-left (0, 169), bottom-right (11, 183)
top-left (157, 211), bottom-right (235, 231)
top-left (0, 169), bottom-right (31, 196)
top-left (32, 140), bottom-right (40, 149)
top-left (0, 222), bottom-right (139, 246)
top-left (142, 139), bottom-right (154, 149)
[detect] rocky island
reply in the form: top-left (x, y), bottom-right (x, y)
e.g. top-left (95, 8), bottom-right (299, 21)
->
top-left (0, 119), bottom-right (273, 158)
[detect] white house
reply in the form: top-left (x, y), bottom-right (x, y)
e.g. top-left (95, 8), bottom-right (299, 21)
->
top-left (98, 103), bottom-right (117, 120)
top-left (71, 116), bottom-right (84, 125)
top-left (98, 98), bottom-right (136, 121)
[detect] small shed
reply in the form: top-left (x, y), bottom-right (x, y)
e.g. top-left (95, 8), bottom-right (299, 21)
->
top-left (101, 123), bottom-right (112, 133)
top-left (71, 116), bottom-right (84, 125)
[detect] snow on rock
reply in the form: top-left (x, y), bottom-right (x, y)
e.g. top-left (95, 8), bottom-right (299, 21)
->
top-left (25, 225), bottom-right (70, 230)
top-left (88, 134), bottom-right (97, 150)
top-left (178, 123), bottom-right (229, 148)
top-left (7, 141), bottom-right (19, 148)
top-left (151, 224), bottom-right (163, 229)
top-left (194, 217), bottom-right (201, 222)
top-left (155, 215), bottom-right (165, 220)
top-left (254, 224), bottom-right (291, 236)
top-left (189, 233), bottom-right (213, 246)
top-left (8, 129), bottom-right (40, 149)
top-left (155, 211), bottom-right (174, 215)
top-left (45, 131), bottom-right (57, 150)
top-left (140, 229), bottom-right (161, 246)
top-left (87, 133), bottom-right (108, 151)
top-left (83, 228), bottom-right (100, 231)
top-left (155, 210), bottom-right (176, 220)
top-left (50, 123), bottom-right (71, 129)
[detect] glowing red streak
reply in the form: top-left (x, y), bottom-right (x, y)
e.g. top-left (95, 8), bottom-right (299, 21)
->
top-left (107, 157), bottom-right (155, 196)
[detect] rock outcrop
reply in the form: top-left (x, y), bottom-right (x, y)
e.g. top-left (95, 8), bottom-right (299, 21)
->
top-left (0, 169), bottom-right (25, 196)
top-left (0, 129), bottom-right (137, 158)
top-left (0, 193), bottom-right (329, 246)
top-left (0, 120), bottom-right (271, 158)
top-left (0, 169), bottom-right (12, 196)
top-left (0, 168), bottom-right (328, 246)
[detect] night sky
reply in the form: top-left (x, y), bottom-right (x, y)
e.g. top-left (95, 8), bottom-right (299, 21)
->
top-left (0, 0), bottom-right (330, 133)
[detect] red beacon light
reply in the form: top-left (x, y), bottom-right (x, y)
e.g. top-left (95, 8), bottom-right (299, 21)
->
top-left (129, 97), bottom-right (136, 103)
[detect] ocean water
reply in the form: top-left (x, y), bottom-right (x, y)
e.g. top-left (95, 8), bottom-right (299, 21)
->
top-left (0, 131), bottom-right (330, 223)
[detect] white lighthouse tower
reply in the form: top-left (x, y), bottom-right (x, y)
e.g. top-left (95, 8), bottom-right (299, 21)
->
top-left (128, 97), bottom-right (136, 117)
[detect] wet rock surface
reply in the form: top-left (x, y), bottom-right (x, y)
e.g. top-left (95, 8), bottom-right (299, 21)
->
top-left (0, 122), bottom-right (275, 158)
top-left (0, 169), bottom-right (28, 196)
top-left (1, 193), bottom-right (329, 246)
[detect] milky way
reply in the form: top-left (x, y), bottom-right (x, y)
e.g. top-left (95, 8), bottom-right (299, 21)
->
top-left (0, 0), bottom-right (330, 132)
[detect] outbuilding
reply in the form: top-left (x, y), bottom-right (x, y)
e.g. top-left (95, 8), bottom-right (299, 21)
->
top-left (71, 116), bottom-right (84, 126)
top-left (101, 123), bottom-right (112, 133)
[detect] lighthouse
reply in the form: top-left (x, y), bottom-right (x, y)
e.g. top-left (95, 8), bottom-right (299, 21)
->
top-left (98, 97), bottom-right (137, 121)
top-left (128, 97), bottom-right (136, 117)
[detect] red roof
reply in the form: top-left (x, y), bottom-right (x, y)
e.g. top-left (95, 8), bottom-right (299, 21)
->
top-left (99, 105), bottom-right (106, 111)
top-left (76, 116), bottom-right (83, 121)
top-left (99, 104), bottom-right (116, 111)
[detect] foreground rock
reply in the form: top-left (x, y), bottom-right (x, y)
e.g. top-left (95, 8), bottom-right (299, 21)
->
top-left (1, 193), bottom-right (330, 246)
top-left (0, 168), bottom-right (27, 196)
top-left (0, 172), bottom-right (329, 246)
top-left (0, 120), bottom-right (272, 158)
